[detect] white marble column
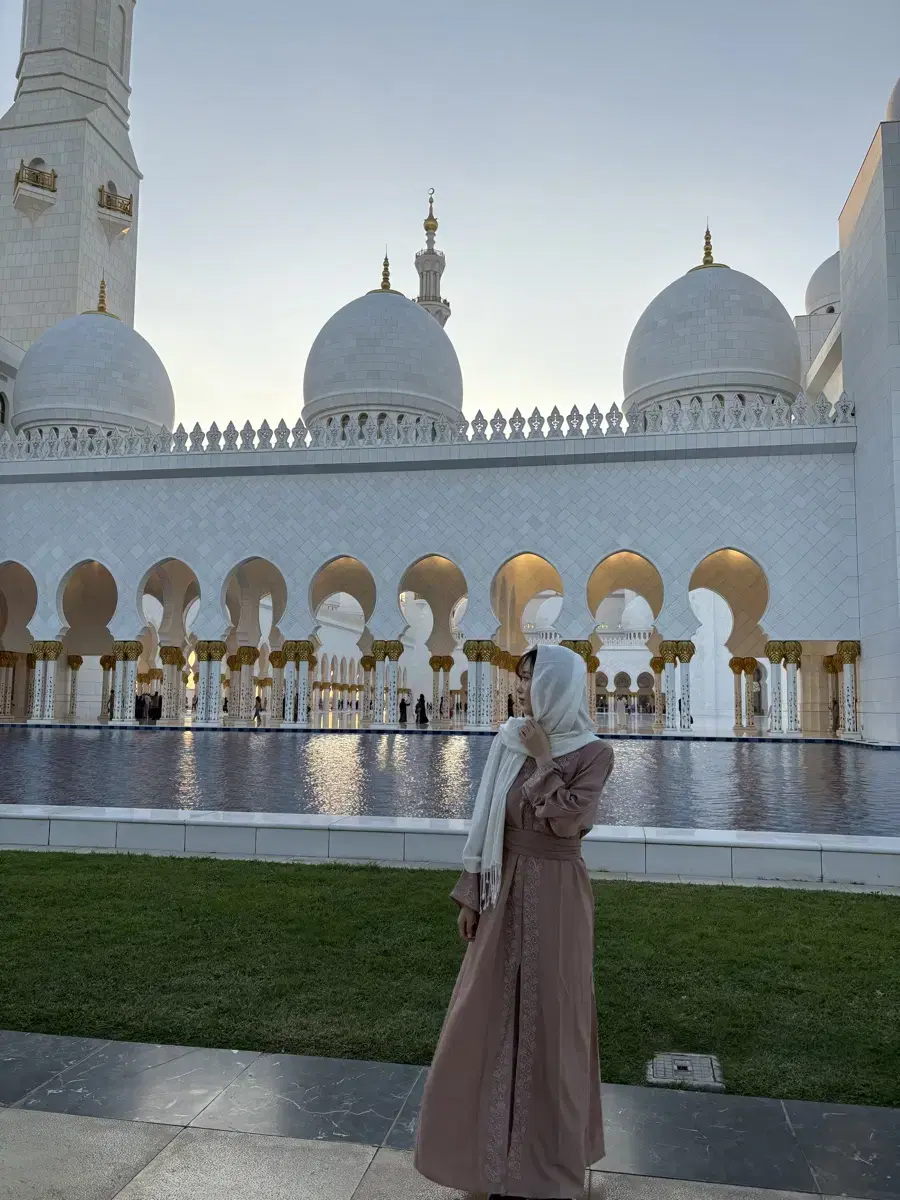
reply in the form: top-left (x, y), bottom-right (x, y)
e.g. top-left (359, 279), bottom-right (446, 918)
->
top-left (373, 646), bottom-right (386, 723)
top-left (765, 643), bottom-right (784, 733)
top-left (124, 658), bottom-right (139, 720)
top-left (283, 656), bottom-right (298, 725)
top-left (67, 655), bottom-right (82, 717)
top-left (661, 645), bottom-right (678, 731)
top-left (270, 652), bottom-right (285, 725)
top-left (441, 661), bottom-right (451, 720)
top-left (837, 642), bottom-right (860, 735)
top-left (743, 660), bottom-right (757, 732)
top-left (112, 656), bottom-right (127, 721)
top-left (677, 642), bottom-right (694, 730)
top-left (430, 657), bottom-right (441, 720)
top-left (29, 649), bottom-right (46, 720)
top-left (729, 659), bottom-right (744, 730)
top-left (782, 641), bottom-right (801, 733)
top-left (649, 657), bottom-right (664, 731)
top-left (26, 656), bottom-right (37, 719)
top-left (386, 645), bottom-right (401, 723)
top-left (298, 651), bottom-right (312, 723)
top-left (99, 657), bottom-right (113, 721)
top-left (205, 658), bottom-right (223, 723)
top-left (480, 645), bottom-right (496, 725)
top-left (784, 663), bottom-right (799, 733)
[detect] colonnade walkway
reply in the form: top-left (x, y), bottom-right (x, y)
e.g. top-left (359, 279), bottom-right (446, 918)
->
top-left (2, 1027), bottom-right (897, 1200)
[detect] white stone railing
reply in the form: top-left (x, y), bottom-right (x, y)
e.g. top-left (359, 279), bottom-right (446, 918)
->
top-left (595, 629), bottom-right (652, 648)
top-left (0, 391), bottom-right (855, 463)
top-left (524, 629), bottom-right (561, 645)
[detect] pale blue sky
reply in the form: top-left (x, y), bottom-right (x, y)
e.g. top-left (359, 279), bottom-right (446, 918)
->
top-left (2, 0), bottom-right (898, 429)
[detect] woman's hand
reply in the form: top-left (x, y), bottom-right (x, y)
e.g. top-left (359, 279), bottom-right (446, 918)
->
top-left (519, 718), bottom-right (552, 765)
top-left (458, 905), bottom-right (478, 942)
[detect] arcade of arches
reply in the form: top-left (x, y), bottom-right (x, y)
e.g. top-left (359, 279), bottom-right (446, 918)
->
top-left (0, 550), bottom-right (862, 736)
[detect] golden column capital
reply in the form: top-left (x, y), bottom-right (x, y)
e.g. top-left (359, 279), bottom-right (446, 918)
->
top-left (676, 640), bottom-right (696, 663)
top-left (159, 645), bottom-right (183, 666)
top-left (194, 640), bottom-right (211, 663)
top-left (836, 640), bottom-right (861, 665)
top-left (360, 655), bottom-right (376, 671)
top-left (296, 640), bottom-right (316, 663)
top-left (441, 655), bottom-right (454, 672)
top-left (41, 640), bottom-right (63, 661)
top-left (429, 654), bottom-right (443, 672)
top-left (741, 657), bottom-right (758, 674)
top-left (237, 646), bottom-right (260, 666)
top-left (782, 641), bottom-right (803, 666)
top-left (659, 641), bottom-right (678, 664)
top-left (123, 641), bottom-right (143, 661)
top-left (99, 654), bottom-right (115, 670)
top-left (66, 654), bottom-right (83, 670)
top-left (226, 654), bottom-right (239, 672)
top-left (462, 640), bottom-right (480, 662)
top-left (764, 640), bottom-right (785, 664)
top-left (372, 641), bottom-right (387, 662)
top-left (206, 641), bottom-right (228, 661)
top-left (587, 655), bottom-right (600, 674)
top-left (823, 654), bottom-right (839, 674)
top-left (269, 650), bottom-right (286, 670)
top-left (386, 640), bottom-right (404, 661)
top-left (29, 640), bottom-right (45, 660)
top-left (649, 655), bottom-right (665, 675)
top-left (728, 656), bottom-right (744, 675)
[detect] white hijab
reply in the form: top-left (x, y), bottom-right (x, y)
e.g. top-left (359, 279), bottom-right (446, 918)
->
top-left (463, 642), bottom-right (598, 910)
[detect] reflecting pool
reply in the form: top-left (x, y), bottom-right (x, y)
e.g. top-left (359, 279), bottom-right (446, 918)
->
top-left (2, 728), bottom-right (899, 836)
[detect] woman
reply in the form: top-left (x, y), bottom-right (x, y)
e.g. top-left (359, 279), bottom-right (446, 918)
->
top-left (415, 643), bottom-right (613, 1199)
top-left (415, 693), bottom-right (429, 725)
top-left (399, 696), bottom-right (408, 723)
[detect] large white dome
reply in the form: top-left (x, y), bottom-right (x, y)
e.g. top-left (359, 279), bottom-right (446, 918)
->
top-left (303, 289), bottom-right (463, 424)
top-left (888, 77), bottom-right (900, 121)
top-left (805, 251), bottom-right (840, 316)
top-left (623, 261), bottom-right (802, 411)
top-left (12, 310), bottom-right (174, 434)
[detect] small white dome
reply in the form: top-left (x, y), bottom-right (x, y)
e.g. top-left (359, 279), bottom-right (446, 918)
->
top-left (12, 311), bottom-right (174, 433)
top-left (623, 262), bottom-right (802, 410)
top-left (805, 251), bottom-right (840, 316)
top-left (303, 289), bottom-right (463, 424)
top-left (887, 77), bottom-right (900, 121)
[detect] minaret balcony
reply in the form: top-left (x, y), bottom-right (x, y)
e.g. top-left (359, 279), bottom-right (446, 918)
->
top-left (13, 160), bottom-right (57, 221)
top-left (97, 185), bottom-right (134, 241)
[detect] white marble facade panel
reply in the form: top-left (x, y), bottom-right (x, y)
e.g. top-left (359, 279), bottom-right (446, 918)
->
top-left (0, 451), bottom-right (860, 649)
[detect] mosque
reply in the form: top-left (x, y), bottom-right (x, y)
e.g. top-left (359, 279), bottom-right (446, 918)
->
top-left (0, 1), bottom-right (898, 741)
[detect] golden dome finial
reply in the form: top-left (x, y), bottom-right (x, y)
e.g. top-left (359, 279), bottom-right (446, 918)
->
top-left (81, 276), bottom-right (119, 318)
top-left (423, 187), bottom-right (438, 234)
top-left (688, 222), bottom-right (728, 272)
top-left (702, 225), bottom-right (714, 266)
top-left (381, 252), bottom-right (391, 290)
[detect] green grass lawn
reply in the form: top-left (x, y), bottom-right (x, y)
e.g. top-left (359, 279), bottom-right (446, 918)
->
top-left (1, 851), bottom-right (898, 1107)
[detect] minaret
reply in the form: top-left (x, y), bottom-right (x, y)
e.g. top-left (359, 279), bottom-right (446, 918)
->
top-left (0, 0), bottom-right (141, 349)
top-left (415, 190), bottom-right (451, 327)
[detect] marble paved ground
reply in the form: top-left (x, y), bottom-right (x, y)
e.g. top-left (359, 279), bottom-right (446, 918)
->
top-left (1, 1030), bottom-right (898, 1200)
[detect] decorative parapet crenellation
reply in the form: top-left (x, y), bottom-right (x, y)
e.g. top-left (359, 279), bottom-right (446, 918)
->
top-left (0, 391), bottom-right (855, 463)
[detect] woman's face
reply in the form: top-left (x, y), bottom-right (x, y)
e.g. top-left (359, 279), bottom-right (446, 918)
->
top-left (516, 659), bottom-right (534, 716)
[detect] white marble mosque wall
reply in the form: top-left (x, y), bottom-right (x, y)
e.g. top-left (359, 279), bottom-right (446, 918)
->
top-left (841, 120), bottom-right (900, 742)
top-left (0, 447), bottom-right (859, 664)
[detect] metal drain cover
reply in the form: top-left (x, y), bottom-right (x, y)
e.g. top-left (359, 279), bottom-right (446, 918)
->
top-left (645, 1052), bottom-right (725, 1091)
